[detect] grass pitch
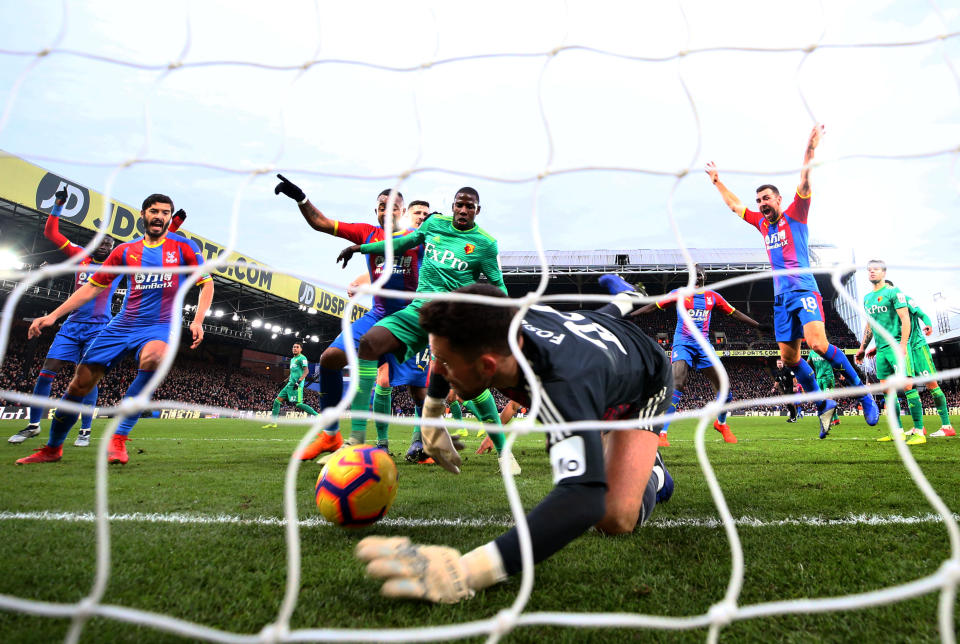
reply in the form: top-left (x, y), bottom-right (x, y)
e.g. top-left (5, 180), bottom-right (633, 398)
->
top-left (1, 414), bottom-right (958, 642)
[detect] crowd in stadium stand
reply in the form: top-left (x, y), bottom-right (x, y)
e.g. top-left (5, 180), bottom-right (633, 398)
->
top-left (2, 330), bottom-right (956, 419)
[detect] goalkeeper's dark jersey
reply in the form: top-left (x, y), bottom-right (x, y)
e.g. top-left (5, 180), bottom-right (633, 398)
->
top-left (493, 305), bottom-right (672, 573)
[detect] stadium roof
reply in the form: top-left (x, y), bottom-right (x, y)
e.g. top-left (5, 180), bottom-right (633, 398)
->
top-left (500, 248), bottom-right (772, 274)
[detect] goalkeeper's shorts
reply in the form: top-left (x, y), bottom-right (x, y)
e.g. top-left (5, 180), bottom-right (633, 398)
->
top-left (277, 382), bottom-right (304, 404)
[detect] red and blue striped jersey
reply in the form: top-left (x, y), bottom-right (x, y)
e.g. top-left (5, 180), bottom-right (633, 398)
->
top-left (739, 190), bottom-right (819, 296)
top-left (334, 221), bottom-right (423, 315)
top-left (88, 232), bottom-right (211, 327)
top-left (45, 215), bottom-right (119, 325)
top-left (657, 288), bottom-right (735, 346)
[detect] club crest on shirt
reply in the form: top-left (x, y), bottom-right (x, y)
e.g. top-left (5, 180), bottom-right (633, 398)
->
top-left (165, 250), bottom-right (177, 264)
top-left (464, 244), bottom-right (475, 254)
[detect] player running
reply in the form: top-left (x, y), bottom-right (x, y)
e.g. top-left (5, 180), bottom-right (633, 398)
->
top-left (336, 187), bottom-right (519, 474)
top-left (707, 124), bottom-right (879, 438)
top-left (274, 176), bottom-right (425, 461)
top-left (9, 189), bottom-right (119, 448)
top-left (261, 342), bottom-right (319, 427)
top-left (855, 264), bottom-right (953, 442)
top-left (352, 283), bottom-right (673, 603)
top-left (19, 194), bottom-right (213, 464)
top-left (601, 267), bottom-right (762, 446)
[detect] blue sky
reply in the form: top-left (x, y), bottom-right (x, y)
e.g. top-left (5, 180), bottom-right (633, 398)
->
top-left (1, 0), bottom-right (958, 335)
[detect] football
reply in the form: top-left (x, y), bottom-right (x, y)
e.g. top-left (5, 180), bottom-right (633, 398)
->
top-left (315, 444), bottom-right (399, 527)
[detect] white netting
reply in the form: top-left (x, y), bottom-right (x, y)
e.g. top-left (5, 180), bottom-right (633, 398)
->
top-left (0, 0), bottom-right (958, 642)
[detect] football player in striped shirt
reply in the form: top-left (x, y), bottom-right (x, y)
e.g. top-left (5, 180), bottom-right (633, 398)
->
top-left (707, 124), bottom-right (879, 438)
top-left (602, 267), bottom-right (762, 445)
top-left (9, 189), bottom-right (120, 448)
top-left (20, 194), bottom-right (213, 465)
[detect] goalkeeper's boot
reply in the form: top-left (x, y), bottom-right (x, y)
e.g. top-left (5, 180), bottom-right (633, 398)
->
top-left (816, 399), bottom-right (837, 440)
top-left (860, 393), bottom-right (880, 426)
top-left (405, 439), bottom-right (425, 464)
top-left (653, 450), bottom-right (674, 505)
top-left (8, 424), bottom-right (41, 444)
top-left (16, 444), bottom-right (62, 464)
top-left (658, 432), bottom-right (671, 447)
top-left (74, 430), bottom-right (91, 447)
top-left (107, 435), bottom-right (129, 464)
top-left (317, 436), bottom-right (360, 466)
top-left (298, 431), bottom-right (343, 461)
top-left (453, 428), bottom-right (469, 438)
top-left (713, 420), bottom-right (738, 443)
top-left (476, 429), bottom-right (486, 437)
top-left (599, 273), bottom-right (635, 295)
top-left (931, 425), bottom-right (956, 438)
top-left (261, 422), bottom-right (279, 429)
top-left (906, 432), bottom-right (927, 446)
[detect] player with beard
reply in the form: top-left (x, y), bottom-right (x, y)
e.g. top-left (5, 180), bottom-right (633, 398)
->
top-left (707, 125), bottom-right (879, 439)
top-left (18, 194), bottom-right (213, 464)
top-left (352, 283), bottom-right (673, 603)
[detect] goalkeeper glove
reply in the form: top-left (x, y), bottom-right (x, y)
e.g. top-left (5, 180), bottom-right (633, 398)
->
top-left (50, 188), bottom-right (68, 216)
top-left (274, 174), bottom-right (307, 204)
top-left (420, 396), bottom-right (461, 474)
top-left (355, 537), bottom-right (506, 604)
top-left (169, 209), bottom-right (187, 233)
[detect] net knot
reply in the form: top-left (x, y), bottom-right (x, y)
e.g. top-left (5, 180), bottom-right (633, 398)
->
top-left (939, 559), bottom-right (960, 584)
top-left (259, 622), bottom-right (288, 643)
top-left (167, 60), bottom-right (183, 70)
top-left (75, 597), bottom-right (97, 618)
top-left (708, 600), bottom-right (737, 627)
top-left (492, 609), bottom-right (516, 636)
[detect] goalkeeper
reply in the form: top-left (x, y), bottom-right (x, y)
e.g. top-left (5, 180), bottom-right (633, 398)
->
top-left (336, 187), bottom-right (518, 474)
top-left (354, 283), bottom-right (674, 603)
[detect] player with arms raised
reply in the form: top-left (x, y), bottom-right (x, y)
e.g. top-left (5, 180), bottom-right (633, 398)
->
top-left (707, 125), bottom-right (879, 438)
top-left (274, 176), bottom-right (424, 460)
top-left (336, 188), bottom-right (518, 474)
top-left (261, 342), bottom-right (319, 426)
top-left (601, 266), bottom-right (762, 446)
top-left (352, 283), bottom-right (673, 603)
top-left (18, 194), bottom-right (213, 464)
top-left (9, 189), bottom-right (119, 448)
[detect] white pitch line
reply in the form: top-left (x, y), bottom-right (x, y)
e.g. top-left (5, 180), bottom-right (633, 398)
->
top-left (0, 510), bottom-right (956, 530)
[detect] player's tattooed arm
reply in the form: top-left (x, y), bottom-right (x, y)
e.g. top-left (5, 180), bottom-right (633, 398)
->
top-left (799, 124), bottom-right (824, 197)
top-left (705, 162), bottom-right (745, 215)
top-left (856, 324), bottom-right (874, 363)
top-left (274, 174), bottom-right (336, 234)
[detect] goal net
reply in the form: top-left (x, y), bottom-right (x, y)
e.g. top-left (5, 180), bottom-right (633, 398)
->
top-left (0, 0), bottom-right (958, 641)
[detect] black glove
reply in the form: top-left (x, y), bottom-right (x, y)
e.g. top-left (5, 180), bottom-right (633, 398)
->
top-left (758, 322), bottom-right (774, 336)
top-left (274, 174), bottom-right (306, 203)
top-left (169, 209), bottom-right (187, 233)
top-left (337, 244), bottom-right (360, 268)
top-left (54, 189), bottom-right (68, 206)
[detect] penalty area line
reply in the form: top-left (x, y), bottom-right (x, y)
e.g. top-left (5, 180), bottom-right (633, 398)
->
top-left (0, 510), bottom-right (956, 530)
